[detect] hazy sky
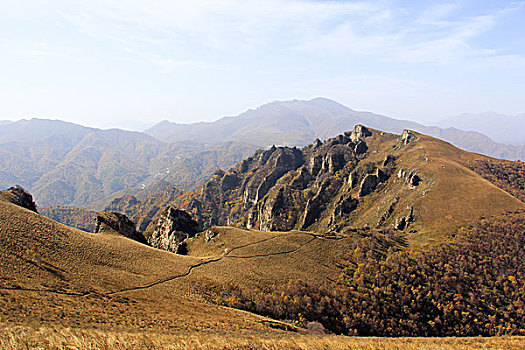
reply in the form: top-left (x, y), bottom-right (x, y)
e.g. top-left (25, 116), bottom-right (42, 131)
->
top-left (1, 0), bottom-right (524, 130)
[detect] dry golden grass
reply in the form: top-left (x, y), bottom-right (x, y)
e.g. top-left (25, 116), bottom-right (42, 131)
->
top-left (0, 198), bottom-right (283, 335)
top-left (1, 325), bottom-right (524, 350)
top-left (339, 130), bottom-right (525, 247)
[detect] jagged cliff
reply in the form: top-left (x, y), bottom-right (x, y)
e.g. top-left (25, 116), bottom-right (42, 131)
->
top-left (99, 124), bottom-right (524, 246)
top-left (178, 124), bottom-right (524, 239)
top-left (182, 126), bottom-right (423, 233)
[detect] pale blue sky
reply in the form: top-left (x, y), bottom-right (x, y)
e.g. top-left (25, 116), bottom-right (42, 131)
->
top-left (1, 0), bottom-right (524, 129)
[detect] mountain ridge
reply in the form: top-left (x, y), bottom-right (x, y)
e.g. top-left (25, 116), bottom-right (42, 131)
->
top-left (437, 111), bottom-right (525, 146)
top-left (3, 98), bottom-right (525, 209)
top-left (145, 98), bottom-right (525, 160)
top-left (100, 126), bottom-right (524, 249)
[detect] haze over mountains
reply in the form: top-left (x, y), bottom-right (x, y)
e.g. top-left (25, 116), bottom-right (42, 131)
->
top-left (437, 112), bottom-right (525, 146)
top-left (0, 119), bottom-right (256, 207)
top-left (1, 98), bottom-right (524, 209)
top-left (145, 98), bottom-right (525, 159)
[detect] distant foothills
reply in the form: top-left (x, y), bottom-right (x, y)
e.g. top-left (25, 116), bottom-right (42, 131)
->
top-left (1, 98), bottom-right (524, 209)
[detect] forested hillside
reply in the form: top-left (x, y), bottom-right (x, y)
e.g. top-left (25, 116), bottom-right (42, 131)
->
top-left (206, 211), bottom-right (525, 336)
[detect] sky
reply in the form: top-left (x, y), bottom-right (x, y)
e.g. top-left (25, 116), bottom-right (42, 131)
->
top-left (1, 0), bottom-right (524, 130)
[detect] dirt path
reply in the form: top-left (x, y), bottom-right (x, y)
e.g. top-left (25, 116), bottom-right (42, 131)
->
top-left (2, 230), bottom-right (334, 297)
top-left (108, 233), bottom-right (320, 295)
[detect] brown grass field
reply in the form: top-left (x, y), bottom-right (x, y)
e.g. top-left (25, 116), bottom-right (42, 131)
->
top-left (1, 326), bottom-right (524, 349)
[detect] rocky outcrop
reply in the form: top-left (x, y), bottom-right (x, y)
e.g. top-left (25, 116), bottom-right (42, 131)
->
top-left (347, 170), bottom-right (360, 188)
top-left (348, 125), bottom-right (372, 143)
top-left (354, 141), bottom-right (368, 155)
top-left (358, 174), bottom-right (380, 197)
top-left (400, 130), bottom-right (415, 145)
top-left (394, 207), bottom-right (414, 230)
top-left (358, 168), bottom-right (389, 197)
top-left (94, 212), bottom-right (147, 243)
top-left (383, 154), bottom-right (396, 167)
top-left (333, 195), bottom-right (358, 217)
top-left (2, 185), bottom-right (38, 212)
top-left (378, 198), bottom-right (399, 226)
top-left (148, 206), bottom-right (200, 253)
top-left (299, 177), bottom-right (343, 230)
top-left (180, 125), bottom-right (415, 233)
top-left (397, 169), bottom-right (422, 188)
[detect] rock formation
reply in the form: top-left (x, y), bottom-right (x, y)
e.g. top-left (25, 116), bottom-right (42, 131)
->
top-left (2, 185), bottom-right (38, 212)
top-left (119, 125), bottom-right (431, 237)
top-left (185, 124), bottom-right (405, 233)
top-left (400, 130), bottom-right (415, 145)
top-left (397, 169), bottom-right (422, 188)
top-left (394, 207), bottom-right (414, 231)
top-left (94, 212), bottom-right (147, 244)
top-left (148, 206), bottom-right (200, 253)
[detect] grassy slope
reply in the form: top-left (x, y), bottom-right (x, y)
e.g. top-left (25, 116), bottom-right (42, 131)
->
top-left (184, 227), bottom-right (361, 288)
top-left (336, 130), bottom-right (525, 246)
top-left (1, 187), bottom-right (525, 348)
top-left (405, 133), bottom-right (524, 244)
top-left (0, 197), bottom-right (281, 334)
top-left (0, 193), bottom-right (403, 334)
top-left (2, 326), bottom-right (524, 350)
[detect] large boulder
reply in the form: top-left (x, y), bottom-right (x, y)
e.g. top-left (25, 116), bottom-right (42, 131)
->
top-left (1, 185), bottom-right (38, 212)
top-left (148, 206), bottom-right (200, 253)
top-left (94, 212), bottom-right (147, 244)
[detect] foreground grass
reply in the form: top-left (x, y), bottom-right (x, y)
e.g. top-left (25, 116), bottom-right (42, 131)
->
top-left (1, 326), bottom-right (525, 350)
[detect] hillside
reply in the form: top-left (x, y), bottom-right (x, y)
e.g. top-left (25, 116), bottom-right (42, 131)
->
top-left (202, 211), bottom-right (525, 337)
top-left (164, 126), bottom-right (524, 246)
top-left (0, 188), bottom-right (305, 336)
top-left (0, 184), bottom-right (408, 342)
top-left (0, 119), bottom-right (257, 207)
top-left (2, 185), bottom-right (525, 344)
top-left (146, 98), bottom-right (525, 160)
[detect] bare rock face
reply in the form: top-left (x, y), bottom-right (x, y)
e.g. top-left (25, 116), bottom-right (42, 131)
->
top-left (400, 130), bottom-right (415, 145)
top-left (333, 195), bottom-right (358, 216)
top-left (3, 185), bottom-right (38, 212)
top-left (94, 212), bottom-right (146, 244)
top-left (348, 125), bottom-right (372, 143)
top-left (394, 207), bottom-right (414, 230)
top-left (179, 126), bottom-right (426, 234)
top-left (347, 170), bottom-right (360, 188)
top-left (397, 169), bottom-right (422, 188)
top-left (358, 174), bottom-right (380, 197)
top-left (354, 141), bottom-right (368, 155)
top-left (383, 154), bottom-right (396, 167)
top-left (148, 206), bottom-right (200, 253)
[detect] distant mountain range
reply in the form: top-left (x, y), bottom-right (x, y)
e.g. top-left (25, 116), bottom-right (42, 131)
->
top-left (145, 98), bottom-right (525, 159)
top-left (1, 98), bottom-right (524, 208)
top-left (0, 119), bottom-right (257, 207)
top-left (437, 112), bottom-right (525, 146)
